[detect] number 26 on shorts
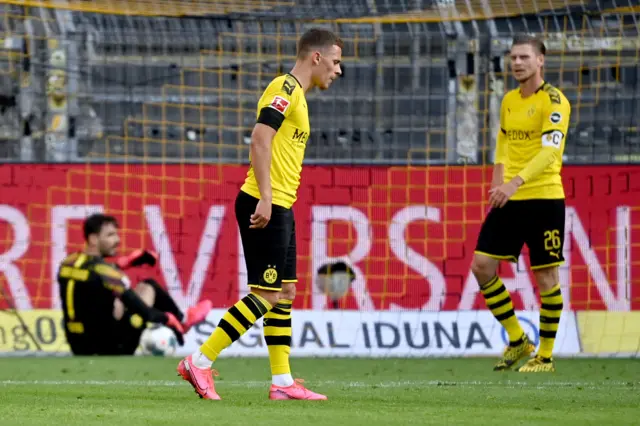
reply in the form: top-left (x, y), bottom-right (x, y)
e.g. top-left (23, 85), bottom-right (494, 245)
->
top-left (544, 229), bottom-right (561, 251)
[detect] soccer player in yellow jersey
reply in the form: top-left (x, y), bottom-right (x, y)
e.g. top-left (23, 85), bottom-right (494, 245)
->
top-left (177, 29), bottom-right (343, 400)
top-left (472, 34), bottom-right (570, 373)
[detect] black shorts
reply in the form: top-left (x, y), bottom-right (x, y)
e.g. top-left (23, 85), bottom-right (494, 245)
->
top-left (475, 199), bottom-right (566, 270)
top-left (66, 310), bottom-right (145, 356)
top-left (235, 190), bottom-right (297, 291)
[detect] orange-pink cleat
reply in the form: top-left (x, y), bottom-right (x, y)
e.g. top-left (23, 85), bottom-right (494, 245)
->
top-left (177, 354), bottom-right (221, 400)
top-left (183, 300), bottom-right (213, 333)
top-left (269, 379), bottom-right (327, 400)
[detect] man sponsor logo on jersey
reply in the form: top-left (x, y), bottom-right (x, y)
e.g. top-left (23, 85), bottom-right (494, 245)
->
top-left (549, 112), bottom-right (562, 124)
top-left (292, 128), bottom-right (309, 144)
top-left (507, 129), bottom-right (532, 141)
top-left (269, 96), bottom-right (290, 115)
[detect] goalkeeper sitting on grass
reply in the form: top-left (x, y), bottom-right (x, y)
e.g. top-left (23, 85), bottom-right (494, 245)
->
top-left (56, 213), bottom-right (212, 356)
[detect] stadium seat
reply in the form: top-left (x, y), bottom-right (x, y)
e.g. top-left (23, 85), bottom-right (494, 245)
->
top-left (0, 0), bottom-right (637, 164)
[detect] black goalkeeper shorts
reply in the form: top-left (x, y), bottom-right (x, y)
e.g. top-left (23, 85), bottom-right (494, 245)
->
top-left (66, 310), bottom-right (145, 356)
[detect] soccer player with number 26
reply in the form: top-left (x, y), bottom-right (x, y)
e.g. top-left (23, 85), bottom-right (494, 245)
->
top-left (472, 34), bottom-right (571, 372)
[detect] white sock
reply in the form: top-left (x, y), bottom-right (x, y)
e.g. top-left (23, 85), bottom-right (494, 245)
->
top-left (272, 373), bottom-right (294, 387)
top-left (191, 350), bottom-right (213, 369)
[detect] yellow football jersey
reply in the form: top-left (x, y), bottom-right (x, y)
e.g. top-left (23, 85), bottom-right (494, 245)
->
top-left (241, 74), bottom-right (310, 209)
top-left (495, 81), bottom-right (571, 200)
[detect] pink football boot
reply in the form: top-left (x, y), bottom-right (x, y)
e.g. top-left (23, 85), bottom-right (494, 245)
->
top-left (269, 379), bottom-right (327, 400)
top-left (177, 354), bottom-right (221, 400)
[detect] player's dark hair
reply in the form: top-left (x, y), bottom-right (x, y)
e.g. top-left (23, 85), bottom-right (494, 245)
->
top-left (297, 28), bottom-right (343, 59)
top-left (83, 213), bottom-right (118, 241)
top-left (511, 34), bottom-right (546, 55)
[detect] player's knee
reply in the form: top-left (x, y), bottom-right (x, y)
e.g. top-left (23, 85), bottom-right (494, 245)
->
top-left (251, 288), bottom-right (281, 307)
top-left (134, 280), bottom-right (156, 306)
top-left (112, 298), bottom-right (125, 320)
top-left (471, 254), bottom-right (498, 283)
top-left (533, 267), bottom-right (559, 292)
top-left (280, 283), bottom-right (296, 301)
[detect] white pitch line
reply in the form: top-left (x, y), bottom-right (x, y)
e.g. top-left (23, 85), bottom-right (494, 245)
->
top-left (0, 379), bottom-right (636, 389)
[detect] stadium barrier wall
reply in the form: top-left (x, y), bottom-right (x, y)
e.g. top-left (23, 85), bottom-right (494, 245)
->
top-left (1, 164), bottom-right (638, 313)
top-left (183, 309), bottom-right (583, 357)
top-left (4, 309), bottom-right (639, 357)
top-left (0, 308), bottom-right (583, 357)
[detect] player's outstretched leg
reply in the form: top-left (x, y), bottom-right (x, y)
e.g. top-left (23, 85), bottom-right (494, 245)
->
top-left (139, 278), bottom-right (212, 332)
top-left (177, 292), bottom-right (272, 400)
top-left (263, 296), bottom-right (326, 400)
top-left (472, 255), bottom-right (533, 371)
top-left (518, 269), bottom-right (563, 373)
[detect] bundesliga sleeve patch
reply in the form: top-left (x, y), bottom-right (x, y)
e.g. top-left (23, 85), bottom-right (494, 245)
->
top-left (549, 112), bottom-right (562, 124)
top-left (268, 96), bottom-right (290, 115)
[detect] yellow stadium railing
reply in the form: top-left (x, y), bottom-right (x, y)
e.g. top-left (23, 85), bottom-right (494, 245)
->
top-left (0, 0), bottom-right (294, 17)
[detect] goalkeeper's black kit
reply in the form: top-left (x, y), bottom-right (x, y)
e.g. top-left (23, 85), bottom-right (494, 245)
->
top-left (57, 252), bottom-right (170, 355)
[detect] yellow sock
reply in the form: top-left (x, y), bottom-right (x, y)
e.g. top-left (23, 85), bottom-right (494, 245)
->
top-left (263, 299), bottom-right (292, 375)
top-left (538, 284), bottom-right (563, 359)
top-left (200, 293), bottom-right (272, 362)
top-left (481, 276), bottom-right (525, 344)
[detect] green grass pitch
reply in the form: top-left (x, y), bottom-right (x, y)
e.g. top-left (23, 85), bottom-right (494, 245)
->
top-left (0, 357), bottom-right (638, 425)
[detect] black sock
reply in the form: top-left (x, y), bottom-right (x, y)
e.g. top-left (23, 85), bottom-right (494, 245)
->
top-left (140, 278), bottom-right (184, 322)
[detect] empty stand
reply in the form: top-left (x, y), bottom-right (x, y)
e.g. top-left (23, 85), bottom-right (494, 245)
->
top-left (0, 0), bottom-right (637, 164)
top-left (2, 0), bottom-right (295, 17)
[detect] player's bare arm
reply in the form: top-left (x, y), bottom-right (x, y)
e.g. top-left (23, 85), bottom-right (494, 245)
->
top-left (249, 123), bottom-right (277, 229)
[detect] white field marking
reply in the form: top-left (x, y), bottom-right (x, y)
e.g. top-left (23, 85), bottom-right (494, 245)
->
top-left (0, 379), bottom-right (636, 390)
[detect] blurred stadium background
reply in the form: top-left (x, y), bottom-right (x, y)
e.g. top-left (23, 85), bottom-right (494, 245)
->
top-left (0, 0), bottom-right (638, 358)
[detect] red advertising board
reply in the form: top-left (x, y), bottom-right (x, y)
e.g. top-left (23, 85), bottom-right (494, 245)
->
top-left (0, 164), bottom-right (638, 311)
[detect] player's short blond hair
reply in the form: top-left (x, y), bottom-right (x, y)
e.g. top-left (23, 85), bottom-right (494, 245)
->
top-left (297, 28), bottom-right (343, 59)
top-left (511, 34), bottom-right (546, 55)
